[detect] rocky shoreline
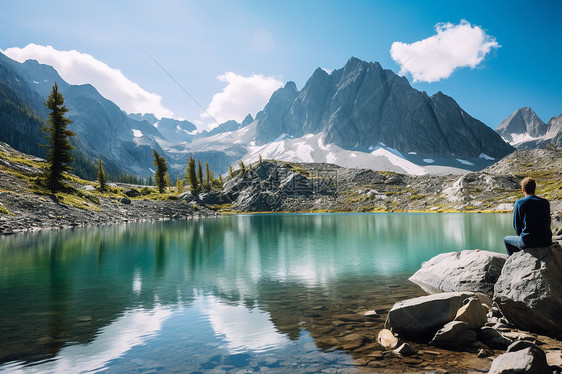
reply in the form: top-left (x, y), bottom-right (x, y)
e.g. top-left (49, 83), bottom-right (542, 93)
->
top-left (376, 244), bottom-right (562, 373)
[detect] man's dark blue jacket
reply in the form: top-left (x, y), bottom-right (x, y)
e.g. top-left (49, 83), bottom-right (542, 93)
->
top-left (514, 195), bottom-right (552, 247)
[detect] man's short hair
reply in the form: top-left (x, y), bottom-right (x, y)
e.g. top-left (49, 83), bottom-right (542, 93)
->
top-left (521, 177), bottom-right (536, 194)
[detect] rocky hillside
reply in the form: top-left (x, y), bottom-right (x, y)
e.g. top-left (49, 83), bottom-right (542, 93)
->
top-left (2, 140), bottom-right (561, 236)
top-left (186, 148), bottom-right (561, 235)
top-left (0, 142), bottom-right (216, 235)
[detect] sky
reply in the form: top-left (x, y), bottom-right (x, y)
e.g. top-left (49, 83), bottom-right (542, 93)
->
top-left (1, 0), bottom-right (561, 131)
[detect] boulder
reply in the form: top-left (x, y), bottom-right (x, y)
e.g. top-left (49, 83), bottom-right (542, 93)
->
top-left (387, 292), bottom-right (474, 337)
top-left (478, 327), bottom-right (513, 349)
top-left (409, 250), bottom-right (507, 297)
top-left (119, 197), bottom-right (131, 204)
top-left (392, 343), bottom-right (416, 356)
top-left (430, 321), bottom-right (477, 347)
top-left (124, 188), bottom-right (141, 198)
top-left (488, 347), bottom-right (549, 374)
top-left (377, 329), bottom-right (399, 349)
top-left (493, 243), bottom-right (562, 338)
top-left (454, 297), bottom-right (487, 329)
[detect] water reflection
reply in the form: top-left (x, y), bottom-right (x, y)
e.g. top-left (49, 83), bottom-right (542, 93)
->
top-left (0, 213), bottom-right (512, 371)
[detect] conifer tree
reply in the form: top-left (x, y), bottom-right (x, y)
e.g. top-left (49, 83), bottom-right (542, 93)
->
top-left (205, 162), bottom-right (213, 192)
top-left (218, 174), bottom-right (224, 189)
top-left (176, 175), bottom-right (183, 193)
top-left (228, 165), bottom-right (234, 179)
top-left (198, 160), bottom-right (203, 187)
top-left (152, 150), bottom-right (169, 193)
top-left (259, 154), bottom-right (263, 165)
top-left (238, 160), bottom-right (246, 178)
top-left (42, 83), bottom-right (75, 191)
top-left (186, 156), bottom-right (198, 193)
top-left (97, 159), bottom-right (107, 191)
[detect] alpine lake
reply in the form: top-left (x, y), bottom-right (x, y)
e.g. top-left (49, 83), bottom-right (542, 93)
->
top-left (0, 213), bottom-right (512, 373)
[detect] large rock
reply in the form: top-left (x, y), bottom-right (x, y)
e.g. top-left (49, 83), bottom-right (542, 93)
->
top-left (478, 327), bottom-right (513, 349)
top-left (454, 297), bottom-right (488, 329)
top-left (493, 243), bottom-right (562, 338)
top-left (409, 250), bottom-right (507, 297)
top-left (430, 321), bottom-right (477, 347)
top-left (388, 292), bottom-right (475, 337)
top-left (488, 346), bottom-right (549, 374)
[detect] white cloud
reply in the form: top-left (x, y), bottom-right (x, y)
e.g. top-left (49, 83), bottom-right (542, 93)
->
top-left (202, 72), bottom-right (283, 130)
top-left (390, 20), bottom-right (499, 83)
top-left (2, 43), bottom-right (173, 118)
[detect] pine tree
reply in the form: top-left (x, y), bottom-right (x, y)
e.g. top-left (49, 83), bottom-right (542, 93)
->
top-left (228, 165), bottom-right (234, 179)
top-left (175, 175), bottom-right (183, 193)
top-left (186, 156), bottom-right (198, 193)
top-left (205, 162), bottom-right (213, 192)
top-left (238, 160), bottom-right (246, 178)
top-left (42, 83), bottom-right (75, 191)
top-left (198, 160), bottom-right (203, 187)
top-left (259, 154), bottom-right (263, 165)
top-left (153, 150), bottom-right (169, 193)
top-left (97, 159), bottom-right (107, 191)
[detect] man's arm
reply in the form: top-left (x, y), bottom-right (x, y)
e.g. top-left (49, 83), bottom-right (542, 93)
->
top-left (514, 203), bottom-right (523, 236)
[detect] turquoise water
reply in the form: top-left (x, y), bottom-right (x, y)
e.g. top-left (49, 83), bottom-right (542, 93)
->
top-left (0, 213), bottom-right (512, 373)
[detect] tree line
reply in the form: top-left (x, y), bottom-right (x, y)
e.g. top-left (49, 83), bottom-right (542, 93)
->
top-left (41, 84), bottom-right (235, 194)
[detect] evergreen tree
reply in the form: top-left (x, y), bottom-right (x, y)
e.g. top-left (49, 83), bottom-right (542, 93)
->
top-left (42, 83), bottom-right (75, 191)
top-left (176, 175), bottom-right (183, 193)
top-left (148, 175), bottom-right (154, 186)
top-left (152, 150), bottom-right (169, 193)
top-left (97, 159), bottom-right (107, 191)
top-left (186, 156), bottom-right (199, 193)
top-left (205, 162), bottom-right (213, 192)
top-left (218, 174), bottom-right (224, 189)
top-left (238, 160), bottom-right (246, 178)
top-left (259, 154), bottom-right (263, 165)
top-left (228, 165), bottom-right (234, 179)
top-left (198, 160), bottom-right (203, 187)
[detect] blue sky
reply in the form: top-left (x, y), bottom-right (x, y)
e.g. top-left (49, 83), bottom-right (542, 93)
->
top-left (1, 0), bottom-right (561, 130)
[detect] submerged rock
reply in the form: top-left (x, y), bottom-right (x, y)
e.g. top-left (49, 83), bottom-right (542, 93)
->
top-left (392, 343), bottom-right (417, 356)
top-left (388, 292), bottom-right (474, 337)
top-left (493, 243), bottom-right (562, 338)
top-left (377, 329), bottom-right (399, 349)
top-left (409, 249), bottom-right (507, 297)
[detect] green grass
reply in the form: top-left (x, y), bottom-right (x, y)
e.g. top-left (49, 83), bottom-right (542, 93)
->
top-left (0, 204), bottom-right (10, 215)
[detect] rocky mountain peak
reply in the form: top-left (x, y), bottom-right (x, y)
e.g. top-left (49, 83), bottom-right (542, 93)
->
top-left (496, 107), bottom-right (547, 142)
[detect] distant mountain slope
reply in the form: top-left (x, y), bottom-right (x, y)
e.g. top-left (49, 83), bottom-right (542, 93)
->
top-left (496, 107), bottom-right (562, 149)
top-left (0, 52), bottom-right (240, 179)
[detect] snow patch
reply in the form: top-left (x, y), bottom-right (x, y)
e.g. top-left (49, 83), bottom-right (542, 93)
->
top-left (350, 153), bottom-right (357, 158)
top-left (408, 152), bottom-right (417, 155)
top-left (153, 121), bottom-right (159, 128)
top-left (509, 133), bottom-right (536, 145)
top-left (370, 148), bottom-right (427, 175)
top-left (423, 159), bottom-right (435, 163)
top-left (132, 129), bottom-right (143, 137)
top-left (479, 153), bottom-right (495, 161)
top-left (456, 158), bottom-right (474, 166)
top-left (32, 80), bottom-right (39, 84)
top-left (326, 153), bottom-right (337, 163)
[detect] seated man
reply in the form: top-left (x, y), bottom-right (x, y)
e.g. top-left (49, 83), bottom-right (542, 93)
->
top-left (504, 177), bottom-right (552, 255)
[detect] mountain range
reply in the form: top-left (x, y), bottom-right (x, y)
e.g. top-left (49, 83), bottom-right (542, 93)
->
top-left (1, 51), bottom-right (557, 180)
